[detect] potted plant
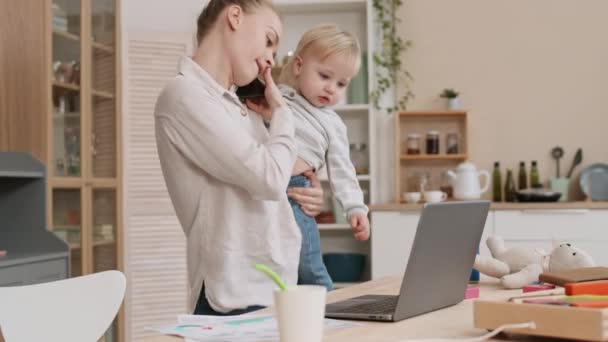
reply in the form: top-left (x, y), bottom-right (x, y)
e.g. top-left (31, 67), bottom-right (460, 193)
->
top-left (440, 88), bottom-right (460, 110)
top-left (370, 0), bottom-right (413, 114)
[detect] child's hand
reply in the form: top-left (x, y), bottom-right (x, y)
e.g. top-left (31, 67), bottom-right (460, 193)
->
top-left (349, 212), bottom-right (370, 241)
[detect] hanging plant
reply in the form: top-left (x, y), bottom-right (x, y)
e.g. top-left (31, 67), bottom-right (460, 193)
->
top-left (370, 0), bottom-right (414, 114)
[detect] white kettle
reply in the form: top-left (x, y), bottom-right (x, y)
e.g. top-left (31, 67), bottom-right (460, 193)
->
top-left (446, 162), bottom-right (490, 200)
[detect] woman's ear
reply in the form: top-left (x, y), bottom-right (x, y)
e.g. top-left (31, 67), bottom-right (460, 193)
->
top-left (292, 56), bottom-right (304, 77)
top-left (226, 5), bottom-right (243, 31)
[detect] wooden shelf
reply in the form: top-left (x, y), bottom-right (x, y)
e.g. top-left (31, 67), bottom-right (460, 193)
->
top-left (93, 239), bottom-right (116, 247)
top-left (371, 201), bottom-right (608, 212)
top-left (53, 81), bottom-right (80, 92)
top-left (53, 30), bottom-right (80, 42)
top-left (395, 110), bottom-right (468, 202)
top-left (53, 225), bottom-right (81, 231)
top-left (400, 154), bottom-right (468, 161)
top-left (49, 177), bottom-right (83, 188)
top-left (92, 41), bottom-right (114, 53)
top-left (275, 0), bottom-right (366, 13)
top-left (399, 110), bottom-right (467, 117)
top-left (92, 89), bottom-right (115, 99)
top-left (319, 174), bottom-right (371, 182)
top-left (318, 223), bottom-right (351, 230)
top-left (334, 104), bottom-right (369, 112)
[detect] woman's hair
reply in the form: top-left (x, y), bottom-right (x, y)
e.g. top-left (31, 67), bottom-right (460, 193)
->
top-left (279, 24), bottom-right (361, 87)
top-left (196, 0), bottom-right (277, 44)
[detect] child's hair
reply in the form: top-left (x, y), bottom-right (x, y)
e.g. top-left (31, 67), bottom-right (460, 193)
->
top-left (279, 24), bottom-right (361, 87)
top-left (196, 0), bottom-right (277, 44)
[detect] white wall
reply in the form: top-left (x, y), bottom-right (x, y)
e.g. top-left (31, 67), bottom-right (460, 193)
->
top-left (123, 0), bottom-right (204, 32)
top-left (395, 0), bottom-right (608, 200)
top-left (122, 0), bottom-right (608, 203)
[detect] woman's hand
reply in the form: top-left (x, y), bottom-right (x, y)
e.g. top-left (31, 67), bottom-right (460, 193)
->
top-left (288, 170), bottom-right (324, 217)
top-left (245, 67), bottom-right (285, 121)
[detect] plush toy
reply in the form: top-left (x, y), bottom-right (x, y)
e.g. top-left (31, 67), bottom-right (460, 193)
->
top-left (474, 235), bottom-right (595, 289)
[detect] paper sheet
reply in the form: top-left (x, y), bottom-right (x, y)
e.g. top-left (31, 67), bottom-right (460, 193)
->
top-left (146, 313), bottom-right (358, 341)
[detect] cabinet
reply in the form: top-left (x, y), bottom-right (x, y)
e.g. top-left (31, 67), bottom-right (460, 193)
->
top-left (394, 111), bottom-right (468, 203)
top-left (370, 206), bottom-right (608, 280)
top-left (0, 153), bottom-right (69, 287)
top-left (0, 0), bottom-right (122, 340)
top-left (370, 209), bottom-right (494, 279)
top-left (493, 209), bottom-right (608, 266)
top-left (274, 0), bottom-right (376, 286)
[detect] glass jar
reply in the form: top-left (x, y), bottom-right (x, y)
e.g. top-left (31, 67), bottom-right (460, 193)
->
top-left (405, 133), bottom-right (421, 154)
top-left (426, 130), bottom-right (440, 154)
top-left (446, 132), bottom-right (459, 154)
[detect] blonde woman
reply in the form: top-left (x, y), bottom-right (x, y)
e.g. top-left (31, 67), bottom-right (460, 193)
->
top-left (279, 24), bottom-right (371, 291)
top-left (154, 0), bottom-right (325, 315)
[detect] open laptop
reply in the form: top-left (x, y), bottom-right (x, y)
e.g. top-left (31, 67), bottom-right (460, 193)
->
top-left (325, 201), bottom-right (490, 322)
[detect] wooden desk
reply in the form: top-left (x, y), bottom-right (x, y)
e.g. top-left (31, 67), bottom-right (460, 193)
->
top-left (144, 277), bottom-right (553, 342)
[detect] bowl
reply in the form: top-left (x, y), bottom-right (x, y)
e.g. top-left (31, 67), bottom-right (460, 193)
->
top-left (322, 253), bottom-right (365, 282)
top-left (515, 188), bottom-right (562, 202)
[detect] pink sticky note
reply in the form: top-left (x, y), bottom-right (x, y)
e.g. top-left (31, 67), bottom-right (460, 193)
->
top-left (523, 284), bottom-right (556, 293)
top-left (0, 250), bottom-right (6, 257)
top-left (464, 286), bottom-right (479, 299)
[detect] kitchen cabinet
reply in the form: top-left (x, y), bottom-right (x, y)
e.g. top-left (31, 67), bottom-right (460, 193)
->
top-left (370, 203), bottom-right (608, 280)
top-left (370, 209), bottom-right (494, 279)
top-left (0, 0), bottom-right (123, 340)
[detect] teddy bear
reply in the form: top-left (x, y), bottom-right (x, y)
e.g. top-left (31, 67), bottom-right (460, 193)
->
top-left (473, 235), bottom-right (595, 289)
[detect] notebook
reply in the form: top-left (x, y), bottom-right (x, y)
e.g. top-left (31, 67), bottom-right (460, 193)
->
top-left (539, 267), bottom-right (608, 286)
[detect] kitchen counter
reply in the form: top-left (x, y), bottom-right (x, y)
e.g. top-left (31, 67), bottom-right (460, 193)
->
top-left (370, 201), bottom-right (608, 211)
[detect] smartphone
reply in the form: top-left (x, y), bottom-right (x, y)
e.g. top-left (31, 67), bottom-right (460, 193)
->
top-left (236, 78), bottom-right (266, 102)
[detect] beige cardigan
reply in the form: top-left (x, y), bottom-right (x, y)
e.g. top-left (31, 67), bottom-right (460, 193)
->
top-left (154, 57), bottom-right (301, 313)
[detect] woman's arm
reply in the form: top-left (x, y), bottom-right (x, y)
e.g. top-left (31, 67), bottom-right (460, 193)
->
top-left (155, 86), bottom-right (296, 201)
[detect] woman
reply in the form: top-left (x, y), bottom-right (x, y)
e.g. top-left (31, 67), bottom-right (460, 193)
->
top-left (154, 0), bottom-right (324, 315)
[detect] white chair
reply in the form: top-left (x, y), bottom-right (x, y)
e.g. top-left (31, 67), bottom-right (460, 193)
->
top-left (0, 270), bottom-right (126, 342)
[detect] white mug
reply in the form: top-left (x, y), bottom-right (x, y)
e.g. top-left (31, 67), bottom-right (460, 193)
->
top-left (274, 285), bottom-right (326, 342)
top-left (423, 191), bottom-right (447, 203)
top-left (402, 192), bottom-right (421, 204)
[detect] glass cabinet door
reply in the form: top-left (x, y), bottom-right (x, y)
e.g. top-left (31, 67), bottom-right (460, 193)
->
top-left (91, 188), bottom-right (118, 342)
top-left (91, 0), bottom-right (117, 179)
top-left (51, 188), bottom-right (84, 277)
top-left (91, 188), bottom-right (117, 271)
top-left (51, 0), bottom-right (83, 178)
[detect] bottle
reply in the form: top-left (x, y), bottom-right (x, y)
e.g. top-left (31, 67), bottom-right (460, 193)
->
top-left (492, 162), bottom-right (502, 202)
top-left (518, 161), bottom-right (528, 190)
top-left (505, 169), bottom-right (517, 202)
top-left (530, 161), bottom-right (540, 188)
top-left (426, 130), bottom-right (440, 154)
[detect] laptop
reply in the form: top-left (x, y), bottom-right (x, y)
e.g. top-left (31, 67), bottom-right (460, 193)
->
top-left (325, 201), bottom-right (490, 322)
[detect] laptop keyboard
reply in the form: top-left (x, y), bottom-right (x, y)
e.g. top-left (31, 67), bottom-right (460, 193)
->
top-left (333, 296), bottom-right (399, 314)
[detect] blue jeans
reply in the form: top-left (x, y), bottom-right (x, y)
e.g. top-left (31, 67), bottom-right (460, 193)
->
top-left (194, 284), bottom-right (265, 316)
top-left (288, 175), bottom-right (334, 291)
